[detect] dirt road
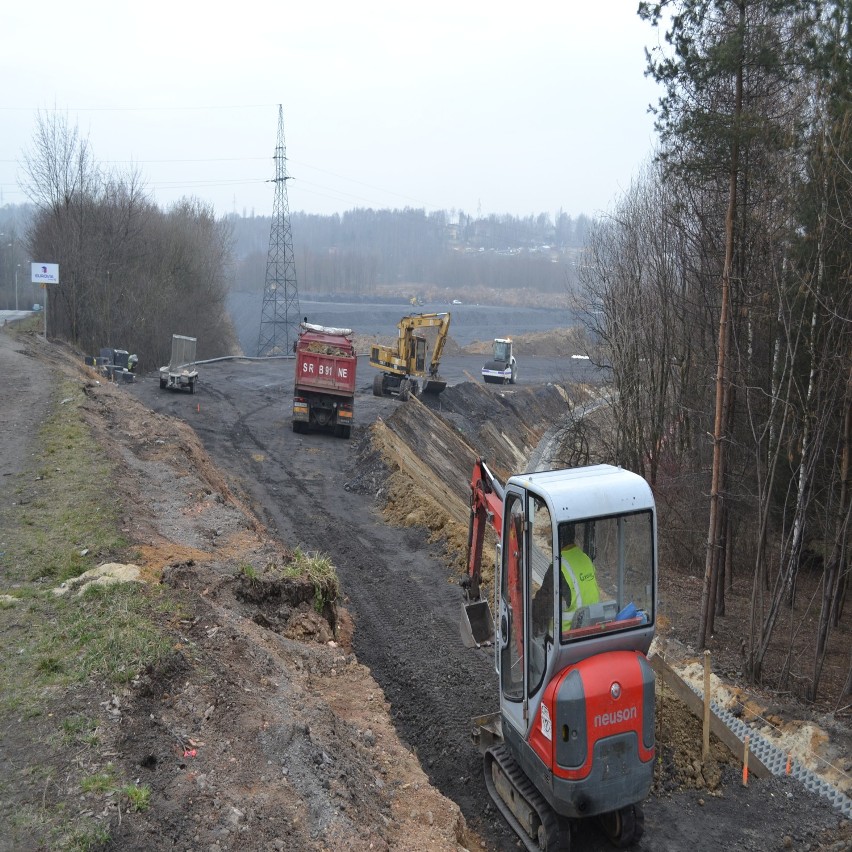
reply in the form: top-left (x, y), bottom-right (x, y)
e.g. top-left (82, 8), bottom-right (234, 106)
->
top-left (126, 354), bottom-right (850, 852)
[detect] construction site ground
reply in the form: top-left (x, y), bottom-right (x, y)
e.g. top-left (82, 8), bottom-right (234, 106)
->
top-left (0, 323), bottom-right (850, 852)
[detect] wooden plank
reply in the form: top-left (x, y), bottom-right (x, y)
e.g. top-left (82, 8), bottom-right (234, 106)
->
top-left (650, 653), bottom-right (771, 779)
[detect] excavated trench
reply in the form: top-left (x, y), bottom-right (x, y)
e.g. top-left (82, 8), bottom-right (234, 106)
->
top-left (350, 379), bottom-right (852, 840)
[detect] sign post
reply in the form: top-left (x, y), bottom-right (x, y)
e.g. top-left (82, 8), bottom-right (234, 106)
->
top-left (31, 263), bottom-right (59, 339)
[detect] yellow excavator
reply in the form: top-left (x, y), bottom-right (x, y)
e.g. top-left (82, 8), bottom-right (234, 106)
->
top-left (370, 312), bottom-right (451, 400)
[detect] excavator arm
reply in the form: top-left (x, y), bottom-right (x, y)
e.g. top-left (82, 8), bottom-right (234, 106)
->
top-left (399, 312), bottom-right (451, 376)
top-left (426, 313), bottom-right (450, 377)
top-left (460, 457), bottom-right (502, 647)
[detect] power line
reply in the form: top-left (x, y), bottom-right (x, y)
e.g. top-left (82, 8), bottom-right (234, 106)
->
top-left (256, 106), bottom-right (300, 358)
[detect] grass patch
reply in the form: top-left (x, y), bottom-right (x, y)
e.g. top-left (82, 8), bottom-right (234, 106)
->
top-left (0, 583), bottom-right (173, 717)
top-left (0, 378), bottom-right (127, 585)
top-left (120, 783), bottom-right (151, 812)
top-left (283, 547), bottom-right (340, 613)
top-left (0, 367), bottom-right (172, 851)
top-left (60, 715), bottom-right (100, 747)
top-left (239, 562), bottom-right (258, 581)
top-left (81, 765), bottom-right (118, 794)
top-left (6, 803), bottom-right (111, 852)
top-left (62, 825), bottom-right (112, 852)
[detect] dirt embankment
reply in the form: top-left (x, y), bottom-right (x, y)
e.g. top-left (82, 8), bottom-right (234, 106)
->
top-left (0, 331), bottom-right (476, 852)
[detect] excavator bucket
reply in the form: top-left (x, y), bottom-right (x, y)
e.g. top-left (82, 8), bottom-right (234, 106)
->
top-left (421, 378), bottom-right (447, 395)
top-left (461, 599), bottom-right (494, 648)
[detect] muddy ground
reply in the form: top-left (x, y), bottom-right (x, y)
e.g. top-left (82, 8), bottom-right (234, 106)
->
top-left (0, 325), bottom-right (850, 852)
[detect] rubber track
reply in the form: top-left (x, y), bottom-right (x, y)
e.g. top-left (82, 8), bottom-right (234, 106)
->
top-left (484, 744), bottom-right (569, 852)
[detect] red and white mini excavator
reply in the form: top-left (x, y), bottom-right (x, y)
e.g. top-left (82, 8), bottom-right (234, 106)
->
top-left (461, 459), bottom-right (657, 851)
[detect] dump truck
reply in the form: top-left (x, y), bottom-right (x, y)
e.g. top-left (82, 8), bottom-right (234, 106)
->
top-left (159, 335), bottom-right (198, 393)
top-left (293, 322), bottom-right (357, 439)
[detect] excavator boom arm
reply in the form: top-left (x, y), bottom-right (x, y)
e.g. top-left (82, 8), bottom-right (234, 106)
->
top-left (399, 312), bottom-right (450, 376)
top-left (460, 457), bottom-right (502, 647)
top-left (464, 458), bottom-right (504, 602)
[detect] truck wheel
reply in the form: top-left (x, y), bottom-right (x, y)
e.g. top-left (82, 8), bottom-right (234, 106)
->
top-left (293, 420), bottom-right (304, 434)
top-left (160, 377), bottom-right (167, 389)
top-left (335, 425), bottom-right (351, 439)
top-left (373, 374), bottom-right (385, 397)
top-left (510, 365), bottom-right (517, 384)
top-left (189, 379), bottom-right (195, 394)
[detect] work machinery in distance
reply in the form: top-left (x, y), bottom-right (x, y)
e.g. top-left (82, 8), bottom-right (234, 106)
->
top-left (159, 334), bottom-right (198, 393)
top-left (482, 337), bottom-right (517, 384)
top-left (462, 458), bottom-right (657, 851)
top-left (369, 312), bottom-right (451, 400)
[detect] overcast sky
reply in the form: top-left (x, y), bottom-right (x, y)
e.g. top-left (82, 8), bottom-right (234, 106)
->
top-left (1, 1), bottom-right (663, 221)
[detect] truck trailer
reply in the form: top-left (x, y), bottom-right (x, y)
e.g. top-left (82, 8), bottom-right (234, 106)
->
top-left (293, 322), bottom-right (357, 439)
top-left (159, 335), bottom-right (198, 393)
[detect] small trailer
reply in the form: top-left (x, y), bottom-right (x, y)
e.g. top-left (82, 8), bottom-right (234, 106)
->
top-left (159, 335), bottom-right (198, 393)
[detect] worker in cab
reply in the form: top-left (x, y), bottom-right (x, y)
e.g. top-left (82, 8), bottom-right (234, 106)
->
top-left (531, 524), bottom-right (601, 638)
top-left (559, 524), bottom-right (600, 631)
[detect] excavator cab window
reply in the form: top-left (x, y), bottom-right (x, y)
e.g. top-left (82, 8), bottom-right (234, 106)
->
top-left (414, 337), bottom-right (426, 373)
top-left (527, 495), bottom-right (552, 695)
top-left (500, 495), bottom-right (526, 703)
top-left (558, 510), bottom-right (654, 641)
top-left (493, 340), bottom-right (511, 362)
top-left (500, 492), bottom-right (552, 702)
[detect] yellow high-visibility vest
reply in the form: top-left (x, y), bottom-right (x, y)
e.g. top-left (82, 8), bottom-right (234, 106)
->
top-left (560, 544), bottom-right (600, 624)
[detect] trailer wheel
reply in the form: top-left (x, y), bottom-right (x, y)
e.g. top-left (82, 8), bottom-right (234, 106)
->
top-left (372, 374), bottom-right (385, 397)
top-left (189, 379), bottom-right (195, 394)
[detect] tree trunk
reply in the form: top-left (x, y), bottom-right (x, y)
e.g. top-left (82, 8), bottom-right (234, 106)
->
top-left (698, 6), bottom-right (744, 648)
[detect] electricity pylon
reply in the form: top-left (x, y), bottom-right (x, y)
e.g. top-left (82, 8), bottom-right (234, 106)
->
top-left (256, 104), bottom-right (301, 357)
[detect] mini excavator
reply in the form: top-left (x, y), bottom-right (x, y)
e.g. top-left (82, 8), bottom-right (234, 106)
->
top-left (461, 458), bottom-right (657, 851)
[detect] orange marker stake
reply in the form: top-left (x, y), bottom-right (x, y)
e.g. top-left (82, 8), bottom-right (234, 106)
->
top-left (742, 735), bottom-right (750, 786)
top-left (785, 753), bottom-right (792, 775)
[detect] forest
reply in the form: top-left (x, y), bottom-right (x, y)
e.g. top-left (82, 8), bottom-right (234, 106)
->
top-left (1, 0), bottom-right (848, 707)
top-left (580, 0), bottom-right (851, 705)
top-left (0, 166), bottom-right (590, 369)
top-left (225, 206), bottom-right (591, 301)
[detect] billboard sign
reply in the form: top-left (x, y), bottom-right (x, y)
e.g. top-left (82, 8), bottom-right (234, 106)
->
top-left (32, 263), bottom-right (59, 285)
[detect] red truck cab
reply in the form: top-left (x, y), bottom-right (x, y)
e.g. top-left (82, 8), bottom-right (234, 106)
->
top-left (292, 322), bottom-right (357, 439)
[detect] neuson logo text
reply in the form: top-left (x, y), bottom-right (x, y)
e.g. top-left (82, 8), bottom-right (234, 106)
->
top-left (594, 706), bottom-right (638, 728)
